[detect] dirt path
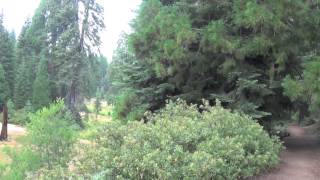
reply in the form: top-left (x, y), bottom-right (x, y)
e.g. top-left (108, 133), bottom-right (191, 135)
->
top-left (251, 124), bottom-right (320, 180)
top-left (0, 124), bottom-right (26, 148)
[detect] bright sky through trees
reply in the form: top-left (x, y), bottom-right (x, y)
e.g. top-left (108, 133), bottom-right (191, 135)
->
top-left (0, 0), bottom-right (141, 61)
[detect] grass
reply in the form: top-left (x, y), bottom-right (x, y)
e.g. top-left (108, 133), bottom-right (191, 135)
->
top-left (86, 99), bottom-right (113, 116)
top-left (0, 99), bottom-right (114, 165)
top-left (0, 128), bottom-right (27, 164)
top-left (79, 99), bottom-right (114, 140)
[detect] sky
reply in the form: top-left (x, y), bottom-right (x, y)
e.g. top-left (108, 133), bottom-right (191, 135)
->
top-left (0, 0), bottom-right (142, 61)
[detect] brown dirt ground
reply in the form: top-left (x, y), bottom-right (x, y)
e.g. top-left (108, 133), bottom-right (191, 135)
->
top-left (250, 124), bottom-right (320, 180)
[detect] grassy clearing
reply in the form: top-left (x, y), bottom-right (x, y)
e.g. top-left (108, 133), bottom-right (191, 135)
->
top-left (85, 99), bottom-right (113, 117)
top-left (79, 100), bottom-right (114, 141)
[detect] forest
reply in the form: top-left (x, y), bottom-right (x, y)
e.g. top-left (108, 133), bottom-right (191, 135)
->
top-left (0, 0), bottom-right (320, 179)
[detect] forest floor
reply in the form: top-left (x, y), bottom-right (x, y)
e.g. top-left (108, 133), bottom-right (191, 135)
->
top-left (0, 124), bottom-right (26, 164)
top-left (251, 124), bottom-right (320, 180)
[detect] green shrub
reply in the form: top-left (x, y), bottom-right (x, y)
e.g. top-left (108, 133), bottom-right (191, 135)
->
top-left (1, 100), bottom-right (77, 179)
top-left (9, 109), bottom-right (30, 125)
top-left (8, 100), bottom-right (34, 126)
top-left (27, 100), bottom-right (77, 169)
top-left (0, 148), bottom-right (41, 180)
top-left (77, 100), bottom-right (282, 179)
top-left (113, 90), bottom-right (148, 122)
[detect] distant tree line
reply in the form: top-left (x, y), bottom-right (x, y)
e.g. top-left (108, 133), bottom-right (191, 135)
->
top-left (0, 0), bottom-right (108, 139)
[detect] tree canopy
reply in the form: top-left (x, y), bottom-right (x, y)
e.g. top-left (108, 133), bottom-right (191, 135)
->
top-left (110, 0), bottom-right (320, 128)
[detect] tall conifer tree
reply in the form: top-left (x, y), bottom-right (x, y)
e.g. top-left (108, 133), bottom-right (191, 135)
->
top-left (32, 56), bottom-right (50, 110)
top-left (0, 65), bottom-right (10, 140)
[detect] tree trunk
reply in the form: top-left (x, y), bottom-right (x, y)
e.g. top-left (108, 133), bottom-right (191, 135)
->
top-left (65, 0), bottom-right (90, 128)
top-left (67, 81), bottom-right (84, 128)
top-left (0, 104), bottom-right (8, 141)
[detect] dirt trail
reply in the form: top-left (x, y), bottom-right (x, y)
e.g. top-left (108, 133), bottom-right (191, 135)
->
top-left (251, 124), bottom-right (320, 180)
top-left (0, 124), bottom-right (26, 148)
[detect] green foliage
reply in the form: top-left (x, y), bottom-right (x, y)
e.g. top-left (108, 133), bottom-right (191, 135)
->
top-left (0, 64), bottom-right (10, 105)
top-left (110, 0), bottom-right (320, 126)
top-left (32, 56), bottom-right (50, 110)
top-left (7, 99), bottom-right (15, 120)
top-left (94, 90), bottom-right (102, 118)
top-left (282, 57), bottom-right (320, 120)
top-left (109, 34), bottom-right (174, 121)
top-left (112, 90), bottom-right (148, 122)
top-left (14, 62), bottom-right (33, 109)
top-left (1, 100), bottom-right (77, 179)
top-left (77, 100), bottom-right (281, 179)
top-left (8, 100), bottom-right (34, 125)
top-left (8, 0), bottom-right (106, 121)
top-left (27, 100), bottom-right (77, 169)
top-left (0, 15), bottom-right (16, 94)
top-left (282, 76), bottom-right (304, 102)
top-left (0, 148), bottom-right (41, 180)
top-left (9, 109), bottom-right (30, 125)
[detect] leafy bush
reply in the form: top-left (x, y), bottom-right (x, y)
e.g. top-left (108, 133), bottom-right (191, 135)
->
top-left (0, 148), bottom-right (41, 180)
top-left (8, 100), bottom-right (34, 126)
top-left (27, 100), bottom-right (77, 169)
top-left (112, 90), bottom-right (148, 122)
top-left (77, 100), bottom-right (282, 179)
top-left (1, 100), bottom-right (77, 179)
top-left (9, 109), bottom-right (30, 125)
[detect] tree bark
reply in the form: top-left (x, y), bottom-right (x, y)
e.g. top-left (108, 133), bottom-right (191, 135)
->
top-left (0, 104), bottom-right (8, 141)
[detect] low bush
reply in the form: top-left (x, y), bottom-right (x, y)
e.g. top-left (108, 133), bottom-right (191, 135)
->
top-left (7, 100), bottom-right (33, 125)
top-left (77, 99), bottom-right (282, 179)
top-left (112, 90), bottom-right (148, 122)
top-left (27, 100), bottom-right (77, 169)
top-left (0, 148), bottom-right (41, 180)
top-left (1, 100), bottom-right (77, 179)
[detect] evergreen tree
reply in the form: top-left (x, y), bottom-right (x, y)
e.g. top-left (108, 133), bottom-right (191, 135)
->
top-left (32, 56), bottom-right (50, 110)
top-left (0, 15), bottom-right (16, 94)
top-left (0, 14), bottom-right (15, 140)
top-left (282, 58), bottom-right (320, 123)
top-left (109, 34), bottom-right (169, 121)
top-left (0, 65), bottom-right (10, 106)
top-left (0, 65), bottom-right (10, 140)
top-left (14, 62), bottom-right (33, 109)
top-left (110, 0), bottom-right (320, 126)
top-left (41, 0), bottom-right (105, 125)
top-left (14, 19), bottom-right (40, 109)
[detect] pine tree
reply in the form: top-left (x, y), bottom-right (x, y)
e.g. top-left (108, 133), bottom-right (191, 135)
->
top-left (111, 0), bottom-right (320, 126)
top-left (0, 14), bottom-right (15, 140)
top-left (41, 0), bottom-right (105, 126)
top-left (32, 56), bottom-right (50, 110)
top-left (13, 19), bottom-right (39, 109)
top-left (283, 58), bottom-right (320, 123)
top-left (14, 61), bottom-right (33, 109)
top-left (0, 65), bottom-right (10, 106)
top-left (0, 15), bottom-right (15, 94)
top-left (0, 65), bottom-right (10, 140)
top-left (109, 34), bottom-right (168, 121)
